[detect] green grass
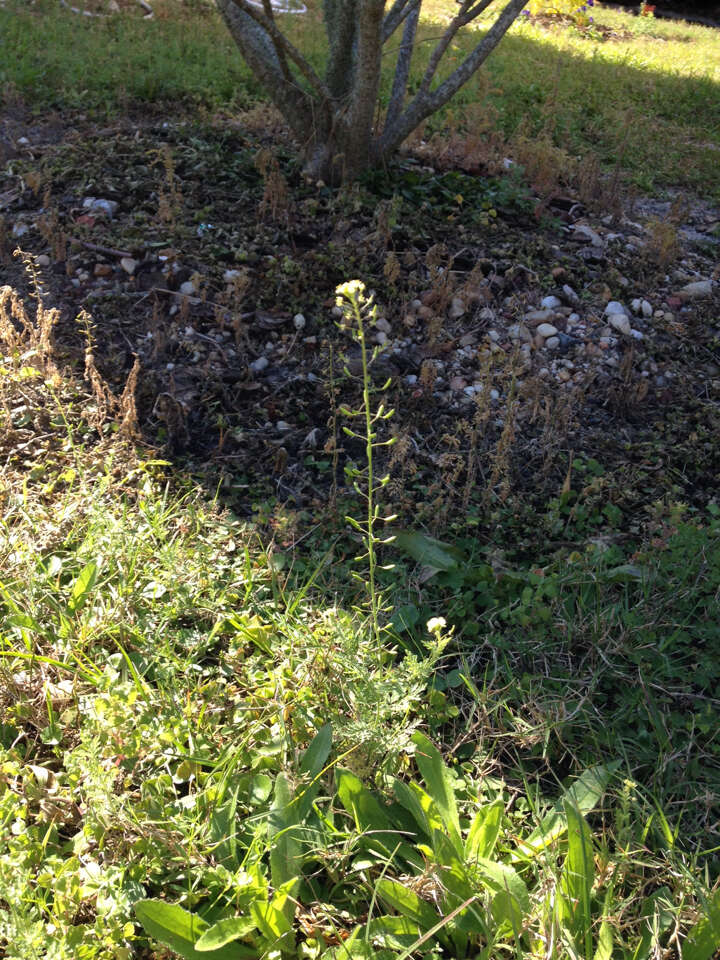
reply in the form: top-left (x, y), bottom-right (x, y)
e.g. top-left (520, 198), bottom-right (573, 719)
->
top-left (2, 282), bottom-right (720, 959)
top-left (1, 0), bottom-right (719, 193)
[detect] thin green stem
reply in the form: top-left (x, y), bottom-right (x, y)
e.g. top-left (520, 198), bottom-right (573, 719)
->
top-left (357, 311), bottom-right (379, 641)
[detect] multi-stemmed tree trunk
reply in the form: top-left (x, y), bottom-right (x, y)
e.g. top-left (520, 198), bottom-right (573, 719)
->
top-left (215, 0), bottom-right (526, 183)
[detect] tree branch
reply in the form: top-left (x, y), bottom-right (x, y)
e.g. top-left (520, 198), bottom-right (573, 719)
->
top-left (344, 0), bottom-right (385, 167)
top-left (261, 0), bottom-right (292, 83)
top-left (418, 0), bottom-right (496, 96)
top-left (215, 0), bottom-right (315, 140)
top-left (384, 0), bottom-right (420, 133)
top-left (220, 0), bottom-right (332, 102)
top-left (380, 0), bottom-right (526, 154)
top-left (382, 0), bottom-right (421, 43)
top-left (324, 0), bottom-right (359, 100)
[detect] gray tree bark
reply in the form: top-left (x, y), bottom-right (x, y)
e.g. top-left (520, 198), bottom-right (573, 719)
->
top-left (215, 0), bottom-right (525, 183)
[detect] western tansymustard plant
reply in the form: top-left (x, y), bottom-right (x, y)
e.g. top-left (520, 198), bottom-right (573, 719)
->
top-left (334, 280), bottom-right (396, 642)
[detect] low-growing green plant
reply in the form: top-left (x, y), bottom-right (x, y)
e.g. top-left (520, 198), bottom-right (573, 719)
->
top-left (134, 728), bottom-right (720, 959)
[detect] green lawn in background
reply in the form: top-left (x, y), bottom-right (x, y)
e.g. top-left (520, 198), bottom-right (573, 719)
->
top-left (1, 0), bottom-right (719, 193)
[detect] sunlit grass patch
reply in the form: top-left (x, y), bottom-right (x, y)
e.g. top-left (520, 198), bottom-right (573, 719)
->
top-left (1, 0), bottom-right (719, 191)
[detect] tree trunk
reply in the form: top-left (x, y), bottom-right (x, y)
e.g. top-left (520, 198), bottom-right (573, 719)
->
top-left (301, 122), bottom-right (380, 185)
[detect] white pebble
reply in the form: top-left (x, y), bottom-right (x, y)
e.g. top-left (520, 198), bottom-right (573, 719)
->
top-left (250, 356), bottom-right (269, 373)
top-left (608, 314), bottom-right (631, 336)
top-left (537, 323), bottom-right (558, 338)
top-left (293, 313), bottom-right (306, 331)
top-left (541, 295), bottom-right (562, 309)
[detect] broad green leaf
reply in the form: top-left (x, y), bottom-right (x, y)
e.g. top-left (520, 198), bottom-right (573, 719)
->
top-left (366, 915), bottom-right (423, 949)
top-left (594, 886), bottom-right (614, 960)
top-left (194, 916), bottom-right (257, 952)
top-left (560, 801), bottom-right (594, 956)
top-left (337, 769), bottom-right (416, 864)
top-left (474, 858), bottom-right (530, 933)
top-left (337, 768), bottom-right (395, 833)
top-left (208, 787), bottom-right (239, 868)
top-left (683, 889), bottom-right (720, 960)
top-left (376, 879), bottom-right (446, 943)
top-left (515, 763), bottom-right (618, 859)
top-left (411, 732), bottom-right (462, 853)
top-left (393, 531), bottom-right (462, 572)
top-left (269, 773), bottom-right (301, 892)
top-left (250, 892), bottom-right (293, 947)
top-left (392, 778), bottom-right (442, 839)
top-left (326, 926), bottom-right (393, 960)
top-left (299, 724), bottom-right (332, 779)
top-left (465, 799), bottom-right (504, 861)
top-left (67, 560), bottom-right (97, 613)
top-left (601, 563), bottom-right (648, 583)
top-left (134, 900), bottom-right (242, 960)
top-left (296, 724), bottom-right (332, 820)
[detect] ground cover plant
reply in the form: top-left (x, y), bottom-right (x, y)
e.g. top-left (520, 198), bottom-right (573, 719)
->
top-left (1, 279), bottom-right (720, 959)
top-left (1, 1), bottom-right (720, 958)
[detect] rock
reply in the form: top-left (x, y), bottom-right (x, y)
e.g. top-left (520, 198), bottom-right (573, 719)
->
top-left (557, 368), bottom-right (572, 382)
top-left (36, 254), bottom-right (51, 267)
top-left (459, 332), bottom-right (476, 347)
top-left (224, 268), bottom-right (243, 282)
top-left (82, 197), bottom-right (118, 219)
top-left (449, 296), bottom-right (466, 319)
top-left (631, 298), bottom-right (641, 314)
top-left (525, 309), bottom-right (555, 326)
top-left (540, 295), bottom-right (562, 310)
top-left (373, 331), bottom-right (388, 345)
top-left (604, 301), bottom-right (628, 317)
top-left (250, 356), bottom-right (269, 373)
top-left (94, 263), bottom-right (113, 277)
top-left (678, 279), bottom-right (713, 300)
top-left (551, 266), bottom-right (566, 279)
top-left (179, 280), bottom-right (196, 296)
top-left (463, 385), bottom-right (477, 397)
top-left (573, 224), bottom-right (603, 246)
top-left (478, 307), bottom-right (495, 323)
top-left (562, 285), bottom-right (579, 304)
top-left (608, 313), bottom-right (631, 336)
top-left (375, 316), bottom-right (391, 334)
top-left (557, 332), bottom-right (578, 350)
top-left (276, 421), bottom-right (292, 432)
top-left (630, 329), bottom-right (644, 340)
top-left (449, 376), bottom-right (467, 392)
top-left (536, 323), bottom-right (558, 338)
top-left (490, 388), bottom-right (500, 400)
top-left (293, 313), bottom-right (306, 331)
top-left (578, 247), bottom-right (605, 264)
top-left (120, 257), bottom-right (138, 275)
top-left (545, 336), bottom-right (560, 350)
top-left (11, 222), bottom-right (28, 238)
top-left (488, 329), bottom-right (500, 343)
top-left (417, 305), bottom-right (434, 320)
top-left (507, 323), bottom-right (532, 343)
top-left (405, 374), bottom-right (418, 385)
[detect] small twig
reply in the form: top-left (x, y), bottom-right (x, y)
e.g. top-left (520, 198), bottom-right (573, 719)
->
top-left (74, 239), bottom-right (133, 258)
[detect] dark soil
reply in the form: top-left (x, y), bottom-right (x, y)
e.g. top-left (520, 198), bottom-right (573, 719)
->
top-left (2, 111), bottom-right (719, 545)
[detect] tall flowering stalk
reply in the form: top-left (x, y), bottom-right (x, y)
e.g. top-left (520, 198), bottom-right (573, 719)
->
top-left (335, 281), bottom-right (396, 642)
